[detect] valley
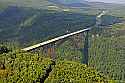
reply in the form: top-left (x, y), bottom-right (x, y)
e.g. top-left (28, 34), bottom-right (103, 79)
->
top-left (0, 0), bottom-right (125, 83)
top-left (0, 6), bottom-right (121, 47)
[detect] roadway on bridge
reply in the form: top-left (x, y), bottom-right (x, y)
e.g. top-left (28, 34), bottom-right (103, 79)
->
top-left (22, 28), bottom-right (91, 51)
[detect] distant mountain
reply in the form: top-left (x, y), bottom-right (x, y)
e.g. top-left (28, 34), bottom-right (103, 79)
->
top-left (48, 0), bottom-right (88, 4)
top-left (0, 0), bottom-right (123, 47)
top-left (48, 0), bottom-right (89, 7)
top-left (0, 6), bottom-right (96, 47)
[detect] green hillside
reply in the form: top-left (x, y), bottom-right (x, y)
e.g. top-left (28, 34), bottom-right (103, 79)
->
top-left (52, 24), bottom-right (125, 81)
top-left (45, 61), bottom-right (107, 83)
top-left (26, 24), bottom-right (125, 82)
top-left (0, 0), bottom-right (125, 83)
top-left (0, 51), bottom-right (54, 83)
top-left (0, 6), bottom-right (96, 47)
top-left (0, 49), bottom-right (110, 83)
top-left (0, 6), bottom-right (121, 48)
top-left (1, 0), bottom-right (125, 16)
top-left (89, 24), bottom-right (125, 81)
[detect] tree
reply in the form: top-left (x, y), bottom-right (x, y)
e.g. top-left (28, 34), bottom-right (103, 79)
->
top-left (0, 45), bottom-right (10, 54)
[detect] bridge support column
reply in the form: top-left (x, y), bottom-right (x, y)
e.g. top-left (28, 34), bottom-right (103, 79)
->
top-left (47, 43), bottom-right (56, 60)
top-left (82, 30), bottom-right (89, 65)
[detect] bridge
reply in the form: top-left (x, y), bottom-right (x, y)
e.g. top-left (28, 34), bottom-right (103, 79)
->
top-left (21, 11), bottom-right (107, 65)
top-left (22, 28), bottom-right (91, 51)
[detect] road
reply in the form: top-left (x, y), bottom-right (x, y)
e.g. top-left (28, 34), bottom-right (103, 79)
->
top-left (21, 28), bottom-right (91, 51)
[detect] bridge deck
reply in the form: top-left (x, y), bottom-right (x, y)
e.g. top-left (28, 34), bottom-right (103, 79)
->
top-left (21, 28), bottom-right (91, 51)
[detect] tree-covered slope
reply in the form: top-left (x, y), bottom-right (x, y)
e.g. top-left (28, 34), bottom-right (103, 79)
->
top-left (0, 6), bottom-right (121, 47)
top-left (0, 6), bottom-right (96, 47)
top-left (0, 50), bottom-right (110, 83)
top-left (89, 24), bottom-right (125, 81)
top-left (0, 51), bottom-right (54, 83)
top-left (45, 61), bottom-right (107, 83)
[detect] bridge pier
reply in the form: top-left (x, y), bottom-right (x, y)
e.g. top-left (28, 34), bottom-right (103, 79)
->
top-left (21, 28), bottom-right (91, 64)
top-left (40, 43), bottom-right (56, 60)
top-left (70, 33), bottom-right (84, 50)
top-left (82, 30), bottom-right (89, 65)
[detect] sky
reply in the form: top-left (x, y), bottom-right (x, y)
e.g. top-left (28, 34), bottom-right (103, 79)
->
top-left (87, 0), bottom-right (125, 4)
top-left (59, 0), bottom-right (125, 4)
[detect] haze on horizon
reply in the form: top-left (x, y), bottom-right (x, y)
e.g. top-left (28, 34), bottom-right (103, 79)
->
top-left (87, 0), bottom-right (125, 4)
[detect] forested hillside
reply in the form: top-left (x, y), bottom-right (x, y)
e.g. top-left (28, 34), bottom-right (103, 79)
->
top-left (48, 24), bottom-right (125, 82)
top-left (0, 49), bottom-right (109, 83)
top-left (0, 6), bottom-right (95, 47)
top-left (0, 0), bottom-right (125, 83)
top-left (0, 52), bottom-right (54, 83)
top-left (89, 24), bottom-right (125, 81)
top-left (0, 6), bottom-right (121, 47)
top-left (45, 61), bottom-right (107, 83)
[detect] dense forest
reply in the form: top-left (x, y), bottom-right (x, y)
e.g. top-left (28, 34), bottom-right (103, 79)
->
top-left (1, 23), bottom-right (125, 83)
top-left (0, 6), bottom-right (95, 47)
top-left (0, 49), bottom-right (109, 83)
top-left (0, 0), bottom-right (125, 82)
top-left (89, 24), bottom-right (125, 81)
top-left (53, 24), bottom-right (125, 82)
